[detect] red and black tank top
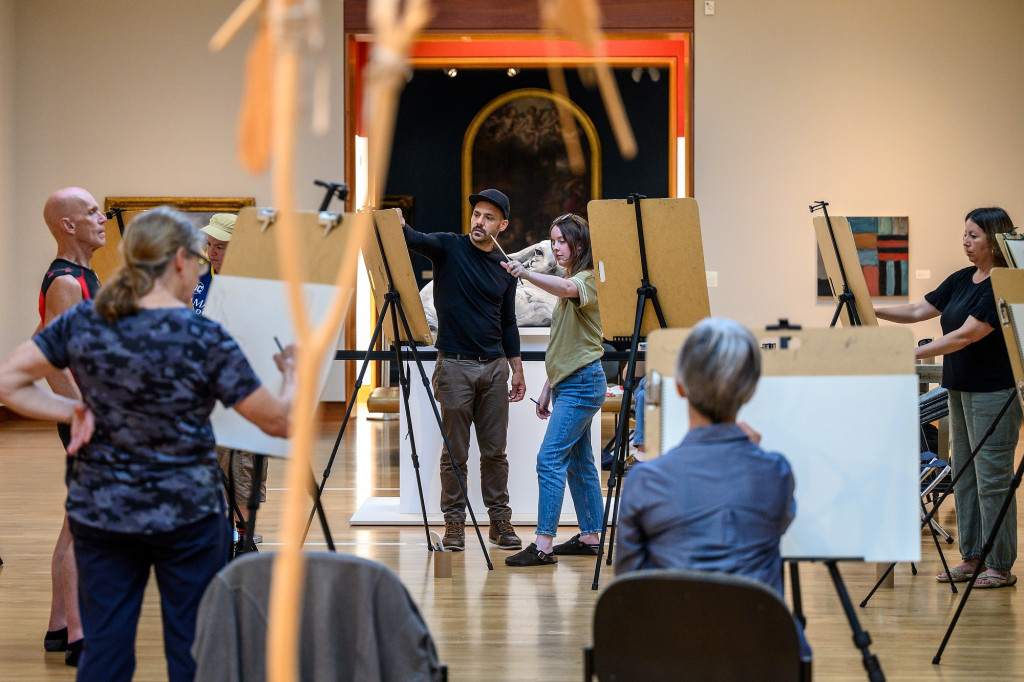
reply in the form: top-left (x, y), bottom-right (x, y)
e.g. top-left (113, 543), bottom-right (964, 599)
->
top-left (38, 258), bottom-right (101, 323)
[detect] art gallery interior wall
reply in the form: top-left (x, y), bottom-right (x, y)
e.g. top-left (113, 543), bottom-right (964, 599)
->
top-left (2, 1), bottom-right (1023, 360)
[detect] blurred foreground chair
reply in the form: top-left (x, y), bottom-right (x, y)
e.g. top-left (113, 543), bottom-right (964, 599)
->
top-left (193, 551), bottom-right (445, 681)
top-left (584, 569), bottom-right (809, 681)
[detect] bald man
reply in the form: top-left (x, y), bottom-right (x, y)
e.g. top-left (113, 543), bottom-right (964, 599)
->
top-left (38, 187), bottom-right (106, 666)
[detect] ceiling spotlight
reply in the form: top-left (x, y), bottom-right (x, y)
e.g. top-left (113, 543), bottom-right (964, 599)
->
top-left (507, 67), bottom-right (519, 77)
top-left (445, 68), bottom-right (458, 78)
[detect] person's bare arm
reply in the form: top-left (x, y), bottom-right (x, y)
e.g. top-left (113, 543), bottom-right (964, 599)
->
top-left (874, 299), bottom-right (940, 324)
top-left (915, 316), bottom-right (993, 360)
top-left (508, 356), bottom-right (526, 403)
top-left (0, 341), bottom-right (89, 429)
top-left (233, 345), bottom-right (297, 437)
top-left (502, 261), bottom-right (579, 299)
top-left (42, 276), bottom-right (85, 400)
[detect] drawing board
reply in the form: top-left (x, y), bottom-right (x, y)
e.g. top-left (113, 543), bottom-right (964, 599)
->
top-left (813, 215), bottom-right (878, 326)
top-left (202, 207), bottom-right (355, 457)
top-left (588, 198), bottom-right (710, 341)
top-left (365, 208), bottom-right (433, 346)
top-left (643, 326), bottom-right (919, 562)
top-left (991, 269), bottom-right (1024, 411)
top-left (996, 233), bottom-right (1024, 269)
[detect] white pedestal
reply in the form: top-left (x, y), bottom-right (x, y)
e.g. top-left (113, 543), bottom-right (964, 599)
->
top-left (350, 327), bottom-right (603, 527)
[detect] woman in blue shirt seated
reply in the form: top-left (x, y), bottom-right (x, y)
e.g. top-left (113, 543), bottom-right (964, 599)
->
top-left (0, 207), bottom-right (295, 682)
top-left (615, 318), bottom-right (795, 594)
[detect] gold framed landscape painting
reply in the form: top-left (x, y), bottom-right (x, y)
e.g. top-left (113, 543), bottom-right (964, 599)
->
top-left (94, 196), bottom-right (255, 282)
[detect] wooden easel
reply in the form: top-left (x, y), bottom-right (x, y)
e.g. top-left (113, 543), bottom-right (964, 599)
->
top-left (645, 326), bottom-right (920, 681)
top-left (587, 196), bottom-right (710, 589)
top-left (204, 205), bottom-right (357, 551)
top-left (812, 202), bottom-right (878, 327)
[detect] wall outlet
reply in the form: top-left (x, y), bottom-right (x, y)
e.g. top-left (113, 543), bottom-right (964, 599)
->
top-left (706, 271), bottom-right (718, 287)
top-left (915, 270), bottom-right (930, 280)
top-left (704, 1), bottom-right (715, 15)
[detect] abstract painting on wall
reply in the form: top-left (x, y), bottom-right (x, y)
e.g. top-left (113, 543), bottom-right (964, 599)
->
top-left (817, 216), bottom-right (909, 297)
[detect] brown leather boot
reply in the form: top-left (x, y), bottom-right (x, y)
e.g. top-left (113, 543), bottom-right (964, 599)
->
top-left (442, 521), bottom-right (465, 551)
top-left (488, 519), bottom-right (522, 549)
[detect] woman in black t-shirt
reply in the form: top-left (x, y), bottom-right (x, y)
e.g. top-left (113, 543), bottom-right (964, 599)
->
top-left (875, 207), bottom-right (1021, 589)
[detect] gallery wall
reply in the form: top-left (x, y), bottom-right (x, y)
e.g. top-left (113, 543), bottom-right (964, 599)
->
top-left (692, 1), bottom-right (1024, 340)
top-left (2, 0), bottom-right (346, 357)
top-left (0, 0), bottom-right (15, 334)
top-left (3, 1), bottom-right (1024, 360)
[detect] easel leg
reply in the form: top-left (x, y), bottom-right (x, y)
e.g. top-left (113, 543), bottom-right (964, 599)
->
top-left (393, 301), bottom-right (492, 569)
top-left (789, 562), bottom-right (805, 628)
top-left (826, 561), bottom-right (885, 681)
top-left (933, 448), bottom-right (1024, 664)
top-left (390, 321), bottom-right (433, 550)
top-left (302, 301), bottom-right (394, 542)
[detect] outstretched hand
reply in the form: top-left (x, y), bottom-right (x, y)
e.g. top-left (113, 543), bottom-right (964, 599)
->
top-left (501, 260), bottom-right (528, 279)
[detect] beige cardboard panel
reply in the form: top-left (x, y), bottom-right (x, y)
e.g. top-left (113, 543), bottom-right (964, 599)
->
top-left (991, 268), bottom-right (1024, 407)
top-left (813, 215), bottom-right (878, 326)
top-left (645, 325), bottom-right (916, 454)
top-left (365, 208), bottom-right (433, 346)
top-left (588, 198), bottom-right (710, 341)
top-left (996, 233), bottom-right (1024, 269)
top-left (221, 207), bottom-right (355, 285)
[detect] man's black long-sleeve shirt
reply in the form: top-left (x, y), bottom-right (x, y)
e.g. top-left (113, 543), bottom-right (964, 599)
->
top-left (404, 225), bottom-right (520, 359)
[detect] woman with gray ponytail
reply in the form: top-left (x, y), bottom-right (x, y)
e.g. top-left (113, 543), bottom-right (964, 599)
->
top-left (0, 206), bottom-right (295, 681)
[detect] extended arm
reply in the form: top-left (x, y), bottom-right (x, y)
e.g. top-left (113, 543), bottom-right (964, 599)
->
top-left (502, 260), bottom-right (579, 299)
top-left (874, 299), bottom-right (940, 324)
top-left (233, 345), bottom-right (297, 438)
top-left (0, 340), bottom-right (94, 451)
top-left (915, 316), bottom-right (993, 360)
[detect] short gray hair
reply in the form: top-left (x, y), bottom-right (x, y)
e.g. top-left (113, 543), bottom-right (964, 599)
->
top-left (675, 318), bottom-right (761, 423)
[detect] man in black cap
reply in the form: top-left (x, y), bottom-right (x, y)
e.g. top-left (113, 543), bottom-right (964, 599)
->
top-left (400, 189), bottom-right (525, 551)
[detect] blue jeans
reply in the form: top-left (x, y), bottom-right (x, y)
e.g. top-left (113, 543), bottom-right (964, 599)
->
top-left (70, 513), bottom-right (231, 682)
top-left (948, 388), bottom-right (1022, 571)
top-left (536, 360), bottom-right (606, 537)
top-left (633, 376), bottom-right (647, 446)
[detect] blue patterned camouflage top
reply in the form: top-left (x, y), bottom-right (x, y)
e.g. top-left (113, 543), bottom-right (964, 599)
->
top-left (33, 302), bottom-right (262, 534)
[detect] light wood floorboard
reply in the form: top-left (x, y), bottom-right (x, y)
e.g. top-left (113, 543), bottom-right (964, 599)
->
top-left (2, 411), bottom-right (1023, 680)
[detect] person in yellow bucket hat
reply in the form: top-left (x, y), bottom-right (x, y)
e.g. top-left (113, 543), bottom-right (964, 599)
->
top-left (192, 212), bottom-right (268, 553)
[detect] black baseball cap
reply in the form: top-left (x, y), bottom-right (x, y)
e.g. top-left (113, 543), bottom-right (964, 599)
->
top-left (468, 189), bottom-right (510, 220)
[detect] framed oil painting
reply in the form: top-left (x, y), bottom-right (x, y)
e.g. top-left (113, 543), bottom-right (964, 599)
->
top-left (95, 196), bottom-right (255, 282)
top-left (462, 88), bottom-right (601, 253)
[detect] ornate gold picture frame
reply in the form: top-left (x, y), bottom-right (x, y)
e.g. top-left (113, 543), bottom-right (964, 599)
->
top-left (94, 196), bottom-right (255, 282)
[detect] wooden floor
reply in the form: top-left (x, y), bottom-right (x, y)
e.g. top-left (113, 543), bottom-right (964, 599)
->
top-left (2, 410), bottom-right (1024, 681)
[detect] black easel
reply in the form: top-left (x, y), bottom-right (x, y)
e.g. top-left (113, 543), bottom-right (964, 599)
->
top-left (762, 314), bottom-right (886, 679)
top-left (934, 410), bottom-right (1024, 663)
top-left (592, 193), bottom-right (667, 590)
top-left (314, 180), bottom-right (349, 212)
top-left (105, 207), bottom-right (127, 236)
top-left (810, 201), bottom-right (863, 327)
top-left (303, 212), bottom-right (493, 569)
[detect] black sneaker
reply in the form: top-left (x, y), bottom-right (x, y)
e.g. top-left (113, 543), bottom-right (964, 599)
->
top-left (505, 543), bottom-right (557, 566)
top-left (553, 534), bottom-right (600, 556)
